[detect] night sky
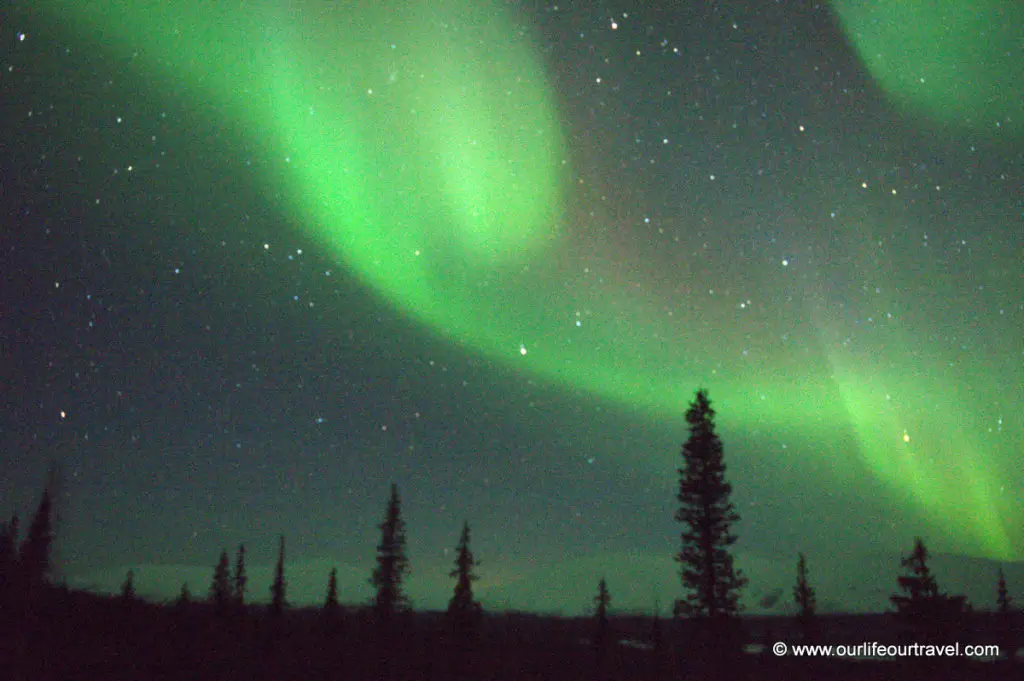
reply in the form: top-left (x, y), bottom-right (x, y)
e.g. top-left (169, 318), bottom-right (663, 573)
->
top-left (2, 1), bottom-right (1021, 615)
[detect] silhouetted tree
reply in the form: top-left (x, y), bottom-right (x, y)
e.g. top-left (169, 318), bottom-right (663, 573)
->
top-left (793, 553), bottom-right (817, 643)
top-left (168, 580), bottom-right (196, 670)
top-left (177, 581), bottom-right (191, 606)
top-left (446, 521), bottom-right (482, 644)
top-left (20, 479), bottom-right (56, 589)
top-left (674, 390), bottom-right (746, 660)
top-left (890, 537), bottom-right (967, 643)
top-left (270, 535), bottom-right (286, 618)
top-left (0, 515), bottom-right (18, 594)
top-left (325, 567), bottom-right (339, 609)
top-left (997, 566), bottom-right (1013, 613)
top-left (233, 543), bottom-right (247, 607)
top-left (319, 567), bottom-right (344, 667)
top-left (369, 484), bottom-right (410, 678)
top-left (209, 549), bottom-right (232, 613)
top-left (121, 569), bottom-right (136, 602)
top-left (371, 483), bottom-right (410, 625)
top-left (324, 567), bottom-right (340, 617)
top-left (996, 567), bottom-right (1015, 661)
top-left (593, 577), bottom-right (612, 655)
top-left (441, 521), bottom-right (481, 680)
top-left (173, 582), bottom-right (192, 635)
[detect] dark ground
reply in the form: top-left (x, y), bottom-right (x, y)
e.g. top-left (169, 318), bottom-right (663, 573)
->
top-left (1, 585), bottom-right (1020, 680)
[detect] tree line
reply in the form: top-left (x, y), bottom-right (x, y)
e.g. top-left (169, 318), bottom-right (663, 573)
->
top-left (0, 389), bottom-right (1019, 679)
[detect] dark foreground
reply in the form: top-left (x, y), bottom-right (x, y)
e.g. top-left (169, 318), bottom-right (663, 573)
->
top-left (1, 586), bottom-right (1019, 680)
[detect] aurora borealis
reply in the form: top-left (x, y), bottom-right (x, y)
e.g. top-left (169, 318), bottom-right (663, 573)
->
top-left (2, 1), bottom-right (1021, 614)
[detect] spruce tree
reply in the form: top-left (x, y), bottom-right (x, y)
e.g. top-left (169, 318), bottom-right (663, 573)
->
top-left (321, 567), bottom-right (344, 652)
top-left (270, 535), bottom-right (286, 618)
top-left (996, 567), bottom-right (1014, 661)
top-left (233, 543), bottom-right (247, 607)
top-left (891, 538), bottom-right (938, 606)
top-left (209, 549), bottom-right (232, 613)
top-left (0, 515), bottom-right (18, 593)
top-left (890, 537), bottom-right (967, 643)
top-left (121, 568), bottom-right (136, 602)
top-left (178, 582), bottom-right (191, 606)
top-left (446, 521), bottom-right (481, 644)
top-left (674, 390), bottom-right (746, 620)
top-left (324, 567), bottom-right (340, 616)
top-left (371, 483), bottom-right (410, 624)
top-left (20, 482), bottom-right (56, 590)
top-left (793, 553), bottom-right (817, 643)
top-left (997, 567), bottom-right (1012, 613)
top-left (174, 582), bottom-right (192, 620)
top-left (592, 577), bottom-right (612, 655)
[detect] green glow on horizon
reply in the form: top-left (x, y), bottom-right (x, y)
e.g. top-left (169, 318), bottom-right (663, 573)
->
top-left (41, 0), bottom-right (1021, 561)
top-left (831, 0), bottom-right (1024, 136)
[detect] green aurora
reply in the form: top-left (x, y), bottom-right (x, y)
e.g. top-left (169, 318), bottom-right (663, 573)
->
top-left (38, 0), bottom-right (1021, 563)
top-left (831, 0), bottom-right (1024, 138)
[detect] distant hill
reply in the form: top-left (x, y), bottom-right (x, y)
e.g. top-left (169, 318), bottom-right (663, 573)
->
top-left (66, 548), bottom-right (1024, 616)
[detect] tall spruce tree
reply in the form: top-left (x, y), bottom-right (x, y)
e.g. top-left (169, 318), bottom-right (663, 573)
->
top-left (0, 515), bottom-right (18, 593)
top-left (997, 566), bottom-right (1012, 613)
top-left (793, 553), bottom-right (817, 643)
top-left (447, 521), bottom-right (481, 641)
top-left (20, 479), bottom-right (56, 589)
top-left (320, 567), bottom-right (343, 646)
top-left (209, 549), bottom-right (232, 613)
top-left (674, 389), bottom-right (746, 620)
top-left (121, 569), bottom-right (137, 602)
top-left (178, 582), bottom-right (192, 606)
top-left (233, 543), bottom-right (247, 606)
top-left (592, 577), bottom-right (612, 655)
top-left (890, 537), bottom-right (967, 643)
top-left (445, 522), bottom-right (481, 679)
top-left (996, 567), bottom-right (1014, 660)
top-left (371, 483), bottom-right (410, 623)
top-left (324, 567), bottom-right (340, 615)
top-left (174, 582), bottom-right (192, 623)
top-left (270, 535), bottom-right (287, 617)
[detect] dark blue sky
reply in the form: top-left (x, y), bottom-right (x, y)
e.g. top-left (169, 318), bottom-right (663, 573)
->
top-left (2, 0), bottom-right (1021, 614)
